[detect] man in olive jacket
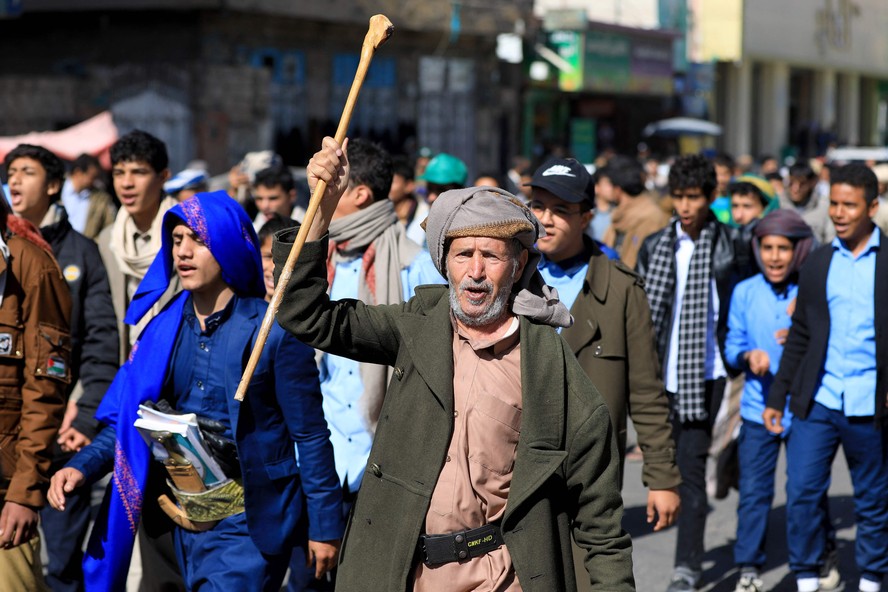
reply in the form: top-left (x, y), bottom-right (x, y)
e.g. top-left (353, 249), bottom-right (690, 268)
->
top-left (272, 137), bottom-right (634, 591)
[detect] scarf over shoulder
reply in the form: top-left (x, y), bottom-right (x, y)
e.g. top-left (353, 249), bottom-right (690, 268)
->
top-left (82, 192), bottom-right (263, 590)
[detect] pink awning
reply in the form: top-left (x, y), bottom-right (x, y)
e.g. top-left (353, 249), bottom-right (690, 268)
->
top-left (0, 111), bottom-right (119, 169)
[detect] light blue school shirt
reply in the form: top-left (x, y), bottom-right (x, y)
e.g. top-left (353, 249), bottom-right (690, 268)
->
top-left (61, 178), bottom-right (91, 235)
top-left (814, 228), bottom-right (880, 416)
top-left (322, 249), bottom-right (443, 492)
top-left (725, 273), bottom-right (796, 433)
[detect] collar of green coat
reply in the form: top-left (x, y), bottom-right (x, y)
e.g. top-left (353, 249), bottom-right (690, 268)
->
top-left (561, 247), bottom-right (610, 353)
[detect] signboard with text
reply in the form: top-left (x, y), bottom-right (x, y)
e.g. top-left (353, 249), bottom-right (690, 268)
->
top-left (550, 30), bottom-right (585, 92)
top-left (548, 25), bottom-right (675, 95)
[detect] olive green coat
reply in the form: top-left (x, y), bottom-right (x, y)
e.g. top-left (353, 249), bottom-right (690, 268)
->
top-left (561, 243), bottom-right (679, 490)
top-left (273, 235), bottom-right (635, 592)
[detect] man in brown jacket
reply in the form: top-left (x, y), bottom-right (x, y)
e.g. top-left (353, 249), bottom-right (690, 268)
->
top-left (0, 205), bottom-right (72, 589)
top-left (601, 155), bottom-right (670, 268)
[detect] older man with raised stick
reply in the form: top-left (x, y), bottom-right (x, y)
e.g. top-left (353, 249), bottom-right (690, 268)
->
top-left (270, 137), bottom-right (634, 592)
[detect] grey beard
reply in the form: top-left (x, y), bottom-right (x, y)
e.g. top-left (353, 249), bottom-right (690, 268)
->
top-left (448, 278), bottom-right (512, 328)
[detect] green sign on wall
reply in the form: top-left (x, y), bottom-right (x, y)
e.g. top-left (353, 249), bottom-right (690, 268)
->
top-left (583, 30), bottom-right (632, 92)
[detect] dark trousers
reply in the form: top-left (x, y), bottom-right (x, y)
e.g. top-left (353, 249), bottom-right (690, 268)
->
top-left (786, 402), bottom-right (888, 582)
top-left (734, 421), bottom-right (836, 571)
top-left (173, 512), bottom-right (289, 592)
top-left (670, 377), bottom-right (725, 575)
top-left (734, 421), bottom-right (783, 569)
top-left (40, 455), bottom-right (91, 592)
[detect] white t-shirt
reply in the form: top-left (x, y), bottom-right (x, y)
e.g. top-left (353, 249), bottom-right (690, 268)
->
top-left (665, 222), bottom-right (726, 393)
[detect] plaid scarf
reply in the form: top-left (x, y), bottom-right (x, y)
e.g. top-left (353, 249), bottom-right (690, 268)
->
top-left (645, 218), bottom-right (715, 422)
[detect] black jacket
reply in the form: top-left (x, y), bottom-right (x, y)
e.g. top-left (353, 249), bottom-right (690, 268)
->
top-left (767, 236), bottom-right (888, 425)
top-left (41, 207), bottom-right (119, 439)
top-left (636, 217), bottom-right (754, 373)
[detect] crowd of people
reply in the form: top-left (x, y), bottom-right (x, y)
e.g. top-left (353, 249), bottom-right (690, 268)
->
top-left (0, 127), bottom-right (885, 592)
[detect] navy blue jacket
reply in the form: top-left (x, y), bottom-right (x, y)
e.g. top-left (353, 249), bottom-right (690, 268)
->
top-left (69, 295), bottom-right (343, 554)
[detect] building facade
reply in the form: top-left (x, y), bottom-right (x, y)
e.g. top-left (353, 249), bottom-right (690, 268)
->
top-left (524, 4), bottom-right (680, 163)
top-left (0, 0), bottom-right (531, 177)
top-left (696, 0), bottom-right (888, 159)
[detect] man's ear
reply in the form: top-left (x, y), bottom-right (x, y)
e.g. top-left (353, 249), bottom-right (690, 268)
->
top-left (160, 168), bottom-right (171, 182)
top-left (46, 179), bottom-right (62, 198)
top-left (352, 184), bottom-right (374, 209)
top-left (287, 188), bottom-right (297, 206)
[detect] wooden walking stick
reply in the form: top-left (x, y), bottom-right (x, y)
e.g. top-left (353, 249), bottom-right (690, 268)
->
top-left (235, 14), bottom-right (394, 402)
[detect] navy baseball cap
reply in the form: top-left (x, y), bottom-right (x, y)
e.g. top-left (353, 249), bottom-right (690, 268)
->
top-left (524, 158), bottom-right (593, 205)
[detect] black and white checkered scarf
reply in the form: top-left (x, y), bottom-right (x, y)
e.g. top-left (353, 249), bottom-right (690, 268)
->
top-left (645, 218), bottom-right (715, 422)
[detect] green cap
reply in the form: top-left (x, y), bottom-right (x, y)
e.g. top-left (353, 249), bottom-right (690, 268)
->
top-left (419, 153), bottom-right (468, 185)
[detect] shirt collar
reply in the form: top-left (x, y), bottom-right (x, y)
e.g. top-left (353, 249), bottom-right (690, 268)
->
top-left (452, 315), bottom-right (520, 355)
top-left (539, 240), bottom-right (593, 277)
top-left (184, 294), bottom-right (237, 336)
top-left (675, 220), bottom-right (692, 242)
top-left (831, 225), bottom-right (880, 257)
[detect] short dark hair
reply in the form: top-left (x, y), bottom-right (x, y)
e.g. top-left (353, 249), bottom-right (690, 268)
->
top-left (4, 144), bottom-right (65, 200)
top-left (71, 153), bottom-right (101, 174)
top-left (391, 155), bottom-right (414, 181)
top-left (713, 152), bottom-right (735, 170)
top-left (110, 130), bottom-right (168, 173)
top-left (601, 155), bottom-right (644, 196)
top-left (254, 165), bottom-right (295, 193)
top-left (830, 163), bottom-right (879, 205)
top-left (764, 172), bottom-right (783, 182)
top-left (728, 181), bottom-right (768, 207)
top-left (669, 154), bottom-right (717, 197)
top-left (257, 216), bottom-right (297, 244)
top-left (347, 138), bottom-right (393, 202)
top-left (788, 162), bottom-right (817, 179)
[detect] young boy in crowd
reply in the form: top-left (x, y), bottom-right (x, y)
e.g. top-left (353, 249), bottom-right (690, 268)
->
top-left (637, 154), bottom-right (754, 592)
top-left (724, 210), bottom-right (815, 592)
top-left (251, 165), bottom-right (302, 232)
top-left (257, 217), bottom-right (298, 302)
top-left (48, 192), bottom-right (343, 591)
top-left (100, 130), bottom-right (180, 359)
top-left (729, 175), bottom-right (778, 228)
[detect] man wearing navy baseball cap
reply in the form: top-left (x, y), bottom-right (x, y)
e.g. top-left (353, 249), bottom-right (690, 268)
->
top-left (528, 158), bottom-right (680, 588)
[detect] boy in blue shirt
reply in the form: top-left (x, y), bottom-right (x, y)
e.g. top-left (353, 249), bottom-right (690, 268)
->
top-left (725, 209), bottom-right (815, 592)
top-left (47, 192), bottom-right (343, 591)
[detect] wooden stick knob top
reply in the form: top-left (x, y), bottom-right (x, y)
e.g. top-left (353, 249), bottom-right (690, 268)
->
top-left (366, 14), bottom-right (394, 50)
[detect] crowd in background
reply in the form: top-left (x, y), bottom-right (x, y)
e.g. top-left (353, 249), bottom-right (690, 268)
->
top-left (0, 128), bottom-right (886, 592)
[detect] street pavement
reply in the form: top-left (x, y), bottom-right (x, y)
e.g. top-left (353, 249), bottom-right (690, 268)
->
top-left (622, 437), bottom-right (858, 592)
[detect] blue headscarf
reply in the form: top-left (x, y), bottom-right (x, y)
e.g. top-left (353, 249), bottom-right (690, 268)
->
top-left (82, 191), bottom-right (264, 590)
top-left (125, 190), bottom-right (264, 325)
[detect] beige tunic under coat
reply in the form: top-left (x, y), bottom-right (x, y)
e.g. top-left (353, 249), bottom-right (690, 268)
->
top-left (413, 317), bottom-right (523, 592)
